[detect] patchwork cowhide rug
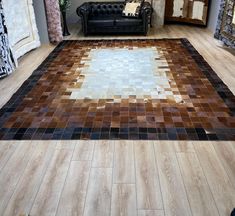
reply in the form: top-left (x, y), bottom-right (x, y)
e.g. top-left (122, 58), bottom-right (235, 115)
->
top-left (0, 39), bottom-right (234, 140)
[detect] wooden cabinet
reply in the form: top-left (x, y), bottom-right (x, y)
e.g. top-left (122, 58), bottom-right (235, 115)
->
top-left (2, 0), bottom-right (40, 59)
top-left (165, 0), bottom-right (209, 26)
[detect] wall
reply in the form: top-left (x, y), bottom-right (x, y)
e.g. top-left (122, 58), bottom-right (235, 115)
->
top-left (67, 0), bottom-right (165, 27)
top-left (33, 0), bottom-right (49, 43)
top-left (207, 0), bottom-right (221, 32)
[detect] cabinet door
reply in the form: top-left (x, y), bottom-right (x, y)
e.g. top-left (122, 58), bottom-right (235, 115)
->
top-left (2, 0), bottom-right (40, 59)
top-left (165, 0), bottom-right (209, 25)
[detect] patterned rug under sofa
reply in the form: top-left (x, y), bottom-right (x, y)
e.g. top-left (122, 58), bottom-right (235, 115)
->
top-left (0, 39), bottom-right (235, 140)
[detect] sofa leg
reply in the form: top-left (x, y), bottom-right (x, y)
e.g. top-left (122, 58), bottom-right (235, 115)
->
top-left (231, 208), bottom-right (235, 216)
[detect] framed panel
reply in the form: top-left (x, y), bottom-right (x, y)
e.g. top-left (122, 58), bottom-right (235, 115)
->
top-left (215, 0), bottom-right (235, 49)
top-left (2, 0), bottom-right (40, 59)
top-left (165, 0), bottom-right (209, 26)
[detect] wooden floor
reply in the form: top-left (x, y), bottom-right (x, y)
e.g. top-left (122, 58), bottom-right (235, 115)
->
top-left (0, 25), bottom-right (235, 216)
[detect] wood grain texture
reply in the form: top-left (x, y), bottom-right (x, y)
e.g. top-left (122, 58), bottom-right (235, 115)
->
top-left (173, 141), bottom-right (195, 153)
top-left (134, 141), bottom-right (163, 209)
top-left (194, 142), bottom-right (235, 216)
top-left (154, 144), bottom-right (192, 216)
top-left (92, 141), bottom-right (114, 168)
top-left (30, 149), bottom-right (73, 216)
top-left (213, 141), bottom-right (235, 185)
top-left (177, 152), bottom-right (219, 216)
top-left (0, 44), bottom-right (55, 108)
top-left (113, 141), bottom-right (135, 183)
top-left (0, 141), bottom-right (35, 215)
top-left (72, 140), bottom-right (94, 161)
top-left (83, 168), bottom-right (112, 216)
top-left (138, 210), bottom-right (165, 216)
top-left (111, 184), bottom-right (137, 216)
top-left (56, 161), bottom-right (91, 216)
top-left (154, 141), bottom-right (195, 153)
top-left (0, 141), bottom-right (16, 171)
top-left (3, 142), bottom-right (55, 216)
top-left (56, 140), bottom-right (76, 150)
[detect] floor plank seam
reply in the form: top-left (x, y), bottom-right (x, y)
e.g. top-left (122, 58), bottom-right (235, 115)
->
top-left (110, 141), bottom-right (115, 215)
top-left (27, 145), bottom-right (57, 215)
top-left (55, 146), bottom-right (76, 216)
top-left (82, 142), bottom-right (96, 216)
top-left (132, 141), bottom-right (140, 215)
top-left (0, 142), bottom-right (17, 175)
top-left (192, 142), bottom-right (222, 216)
top-left (211, 142), bottom-right (235, 191)
top-left (153, 141), bottom-right (166, 215)
top-left (175, 151), bottom-right (194, 216)
top-left (3, 141), bottom-right (37, 215)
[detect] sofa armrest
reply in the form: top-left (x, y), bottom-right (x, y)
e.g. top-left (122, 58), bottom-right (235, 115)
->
top-left (76, 2), bottom-right (90, 18)
top-left (141, 2), bottom-right (152, 35)
top-left (77, 3), bottom-right (90, 36)
top-left (141, 2), bottom-right (152, 17)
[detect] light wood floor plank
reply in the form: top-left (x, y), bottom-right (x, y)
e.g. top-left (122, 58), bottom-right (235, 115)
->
top-left (0, 141), bottom-right (17, 171)
top-left (154, 141), bottom-right (195, 153)
top-left (92, 141), bottom-right (114, 168)
top-left (3, 142), bottom-right (55, 216)
top-left (72, 140), bottom-right (94, 161)
top-left (30, 149), bottom-right (73, 216)
top-left (173, 141), bottom-right (195, 153)
top-left (194, 141), bottom-right (235, 216)
top-left (56, 140), bottom-right (76, 150)
top-left (213, 141), bottom-right (235, 185)
top-left (231, 141), bottom-right (235, 148)
top-left (0, 141), bottom-right (35, 215)
top-left (111, 184), bottom-right (137, 216)
top-left (0, 44), bottom-right (55, 108)
top-left (138, 210), bottom-right (165, 216)
top-left (114, 141), bottom-right (135, 183)
top-left (154, 144), bottom-right (192, 216)
top-left (83, 168), bottom-right (112, 216)
top-left (56, 161), bottom-right (91, 216)
top-left (134, 141), bottom-right (163, 209)
top-left (177, 152), bottom-right (219, 216)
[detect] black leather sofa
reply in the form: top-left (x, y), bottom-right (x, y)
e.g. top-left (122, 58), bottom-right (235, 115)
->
top-left (76, 1), bottom-right (152, 36)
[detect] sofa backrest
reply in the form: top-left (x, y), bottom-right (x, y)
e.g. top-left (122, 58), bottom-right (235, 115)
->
top-left (89, 2), bottom-right (125, 16)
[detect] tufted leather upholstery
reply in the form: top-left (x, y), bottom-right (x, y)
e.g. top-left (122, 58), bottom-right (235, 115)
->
top-left (89, 3), bottom-right (124, 16)
top-left (77, 1), bottom-right (152, 36)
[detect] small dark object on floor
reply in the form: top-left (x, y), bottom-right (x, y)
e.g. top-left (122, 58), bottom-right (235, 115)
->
top-left (231, 208), bottom-right (235, 216)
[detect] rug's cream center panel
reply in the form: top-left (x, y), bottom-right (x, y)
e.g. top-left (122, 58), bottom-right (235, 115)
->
top-left (68, 47), bottom-right (181, 102)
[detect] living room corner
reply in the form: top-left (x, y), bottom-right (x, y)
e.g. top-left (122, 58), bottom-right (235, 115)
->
top-left (32, 0), bottom-right (222, 44)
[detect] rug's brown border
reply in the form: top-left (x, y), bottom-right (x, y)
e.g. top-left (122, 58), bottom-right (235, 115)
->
top-left (0, 39), bottom-right (234, 140)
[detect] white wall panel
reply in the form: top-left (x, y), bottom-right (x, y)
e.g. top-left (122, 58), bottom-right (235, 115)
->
top-left (2, 0), bottom-right (40, 59)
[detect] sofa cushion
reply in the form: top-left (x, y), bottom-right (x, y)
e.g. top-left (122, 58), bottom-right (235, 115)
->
top-left (122, 0), bottom-right (143, 18)
top-left (88, 16), bottom-right (115, 27)
top-left (115, 17), bottom-right (143, 26)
